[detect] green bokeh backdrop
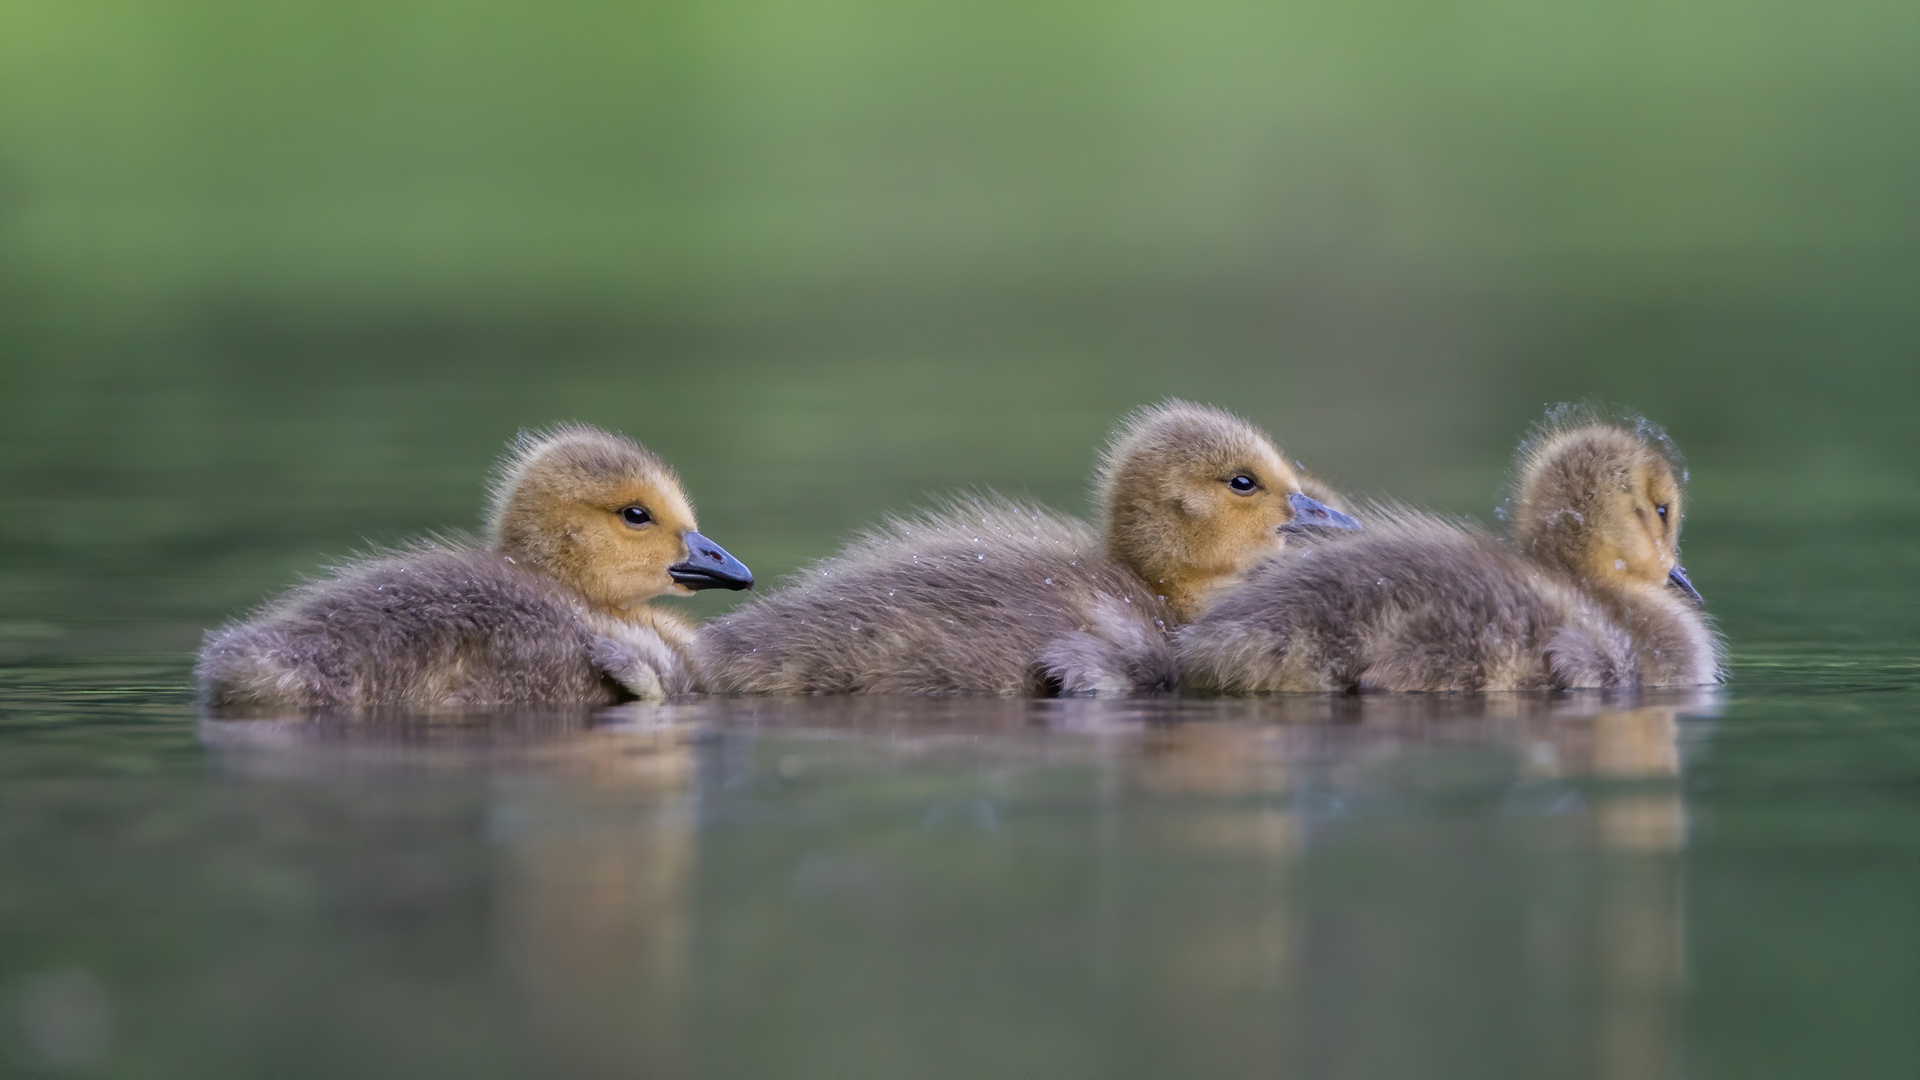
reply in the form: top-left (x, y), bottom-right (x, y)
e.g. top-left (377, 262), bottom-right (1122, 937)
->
top-left (1, 0), bottom-right (1914, 639)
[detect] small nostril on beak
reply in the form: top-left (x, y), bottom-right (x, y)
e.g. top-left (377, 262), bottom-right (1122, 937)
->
top-left (1284, 491), bottom-right (1363, 532)
top-left (671, 530), bottom-right (753, 591)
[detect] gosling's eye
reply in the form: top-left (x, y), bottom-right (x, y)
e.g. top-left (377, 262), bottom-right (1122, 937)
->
top-left (1227, 474), bottom-right (1258, 494)
top-left (620, 505), bottom-right (653, 527)
top-left (1655, 504), bottom-right (1669, 523)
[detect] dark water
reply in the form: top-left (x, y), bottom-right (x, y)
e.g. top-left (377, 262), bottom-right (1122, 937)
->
top-left (4, 3), bottom-right (1918, 1077)
top-left (2, 510), bottom-right (1915, 1079)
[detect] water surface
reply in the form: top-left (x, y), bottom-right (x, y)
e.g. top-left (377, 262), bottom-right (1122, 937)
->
top-left (2, 510), bottom-right (1914, 1078)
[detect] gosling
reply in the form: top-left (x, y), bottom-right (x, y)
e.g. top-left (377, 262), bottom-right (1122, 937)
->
top-left (1176, 406), bottom-right (1723, 693)
top-left (691, 400), bottom-right (1358, 696)
top-left (195, 424), bottom-right (753, 710)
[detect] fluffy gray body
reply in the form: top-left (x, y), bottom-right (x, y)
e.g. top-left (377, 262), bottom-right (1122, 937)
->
top-left (1176, 509), bottom-right (1723, 693)
top-left (691, 500), bottom-right (1178, 695)
top-left (196, 542), bottom-right (691, 710)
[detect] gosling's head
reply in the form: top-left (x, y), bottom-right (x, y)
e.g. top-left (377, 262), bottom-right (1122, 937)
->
top-left (485, 424), bottom-right (752, 613)
top-left (1506, 405), bottom-right (1700, 603)
top-left (1095, 400), bottom-right (1359, 621)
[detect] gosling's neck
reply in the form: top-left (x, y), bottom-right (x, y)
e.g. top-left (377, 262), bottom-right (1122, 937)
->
top-left (492, 534), bottom-right (658, 622)
top-left (1161, 573), bottom-right (1227, 625)
top-left (1111, 551), bottom-right (1216, 625)
top-left (1106, 527), bottom-right (1225, 625)
top-left (491, 531), bottom-right (555, 578)
top-left (603, 597), bottom-right (658, 620)
top-left (1531, 538), bottom-right (1678, 624)
top-left (590, 601), bottom-right (692, 646)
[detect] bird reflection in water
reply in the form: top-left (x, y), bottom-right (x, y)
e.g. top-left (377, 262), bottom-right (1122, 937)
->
top-left (486, 715), bottom-right (696, 1080)
top-left (199, 688), bottom-right (1712, 1079)
top-left (201, 706), bottom-right (699, 1080)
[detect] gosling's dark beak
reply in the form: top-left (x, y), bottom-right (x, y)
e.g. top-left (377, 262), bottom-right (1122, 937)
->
top-left (668, 531), bottom-right (754, 591)
top-left (1283, 492), bottom-right (1363, 533)
top-left (1667, 564), bottom-right (1703, 605)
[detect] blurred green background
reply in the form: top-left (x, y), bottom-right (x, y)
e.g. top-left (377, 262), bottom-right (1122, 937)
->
top-left (1, 0), bottom-right (1915, 648)
top-left (1, 7), bottom-right (1917, 1078)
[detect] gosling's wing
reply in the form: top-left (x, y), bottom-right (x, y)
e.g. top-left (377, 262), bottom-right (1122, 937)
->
top-left (693, 496), bottom-right (1171, 695)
